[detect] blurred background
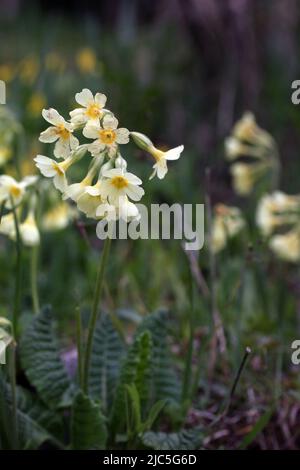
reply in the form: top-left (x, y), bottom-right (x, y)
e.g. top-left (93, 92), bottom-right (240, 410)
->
top-left (1, 0), bottom-right (300, 449)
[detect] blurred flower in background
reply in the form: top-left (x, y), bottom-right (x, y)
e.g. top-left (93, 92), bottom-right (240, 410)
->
top-left (211, 203), bottom-right (245, 253)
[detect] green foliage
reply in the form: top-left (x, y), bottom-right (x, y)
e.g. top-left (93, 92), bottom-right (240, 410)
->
top-left (19, 306), bottom-right (76, 409)
top-left (109, 330), bottom-right (153, 437)
top-left (136, 310), bottom-right (181, 405)
top-left (0, 371), bottom-right (63, 450)
top-left (142, 426), bottom-right (203, 450)
top-left (88, 314), bottom-right (125, 408)
top-left (71, 392), bottom-right (107, 450)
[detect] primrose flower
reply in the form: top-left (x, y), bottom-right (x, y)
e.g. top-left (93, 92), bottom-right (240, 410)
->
top-left (70, 88), bottom-right (107, 129)
top-left (39, 108), bottom-right (79, 159)
top-left (225, 112), bottom-right (279, 196)
top-left (225, 136), bottom-right (264, 161)
top-left (0, 174), bottom-right (37, 208)
top-left (256, 192), bottom-right (300, 236)
top-left (77, 183), bottom-right (103, 219)
top-left (269, 229), bottom-right (300, 263)
top-left (34, 154), bottom-right (74, 192)
top-left (36, 89), bottom-right (181, 224)
top-left (84, 114), bottom-right (129, 157)
top-left (99, 168), bottom-right (144, 205)
top-left (96, 196), bottom-right (140, 222)
top-left (211, 204), bottom-right (245, 253)
top-left (41, 202), bottom-right (77, 231)
top-left (130, 132), bottom-right (183, 180)
top-left (232, 112), bottom-right (273, 148)
top-left (230, 162), bottom-right (268, 196)
top-left (0, 210), bottom-right (40, 246)
top-left (0, 213), bottom-right (15, 238)
top-left (19, 212), bottom-right (40, 247)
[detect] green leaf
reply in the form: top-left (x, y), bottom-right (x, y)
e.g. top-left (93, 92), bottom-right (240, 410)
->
top-left (125, 383), bottom-right (142, 435)
top-left (71, 392), bottom-right (107, 450)
top-left (109, 331), bottom-right (152, 436)
top-left (141, 399), bottom-right (167, 432)
top-left (136, 310), bottom-right (180, 404)
top-left (15, 386), bottom-right (64, 440)
top-left (0, 372), bottom-right (63, 450)
top-left (142, 426), bottom-right (203, 450)
top-left (19, 306), bottom-right (76, 409)
top-left (89, 314), bottom-right (125, 408)
top-left (239, 408), bottom-right (274, 449)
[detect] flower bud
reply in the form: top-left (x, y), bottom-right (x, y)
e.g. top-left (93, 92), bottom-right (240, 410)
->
top-left (130, 132), bottom-right (153, 152)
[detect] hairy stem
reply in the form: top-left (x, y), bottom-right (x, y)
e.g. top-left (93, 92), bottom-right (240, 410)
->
top-left (83, 237), bottom-right (111, 393)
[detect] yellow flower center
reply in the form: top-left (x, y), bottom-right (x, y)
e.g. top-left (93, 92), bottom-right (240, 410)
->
top-left (52, 162), bottom-right (64, 176)
top-left (56, 124), bottom-right (70, 141)
top-left (86, 103), bottom-right (102, 119)
top-left (99, 129), bottom-right (116, 145)
top-left (10, 185), bottom-right (22, 198)
top-left (150, 146), bottom-right (165, 161)
top-left (110, 176), bottom-right (128, 189)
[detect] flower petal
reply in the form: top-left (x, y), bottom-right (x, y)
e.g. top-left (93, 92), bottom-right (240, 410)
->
top-left (39, 126), bottom-right (58, 143)
top-left (125, 172), bottom-right (142, 185)
top-left (42, 108), bottom-right (64, 126)
top-left (126, 184), bottom-right (145, 201)
top-left (116, 128), bottom-right (130, 144)
top-left (102, 114), bottom-right (118, 130)
top-left (164, 145), bottom-right (184, 160)
top-left (83, 123), bottom-right (100, 139)
top-left (54, 139), bottom-right (71, 159)
top-left (94, 93), bottom-right (107, 108)
top-left (75, 88), bottom-right (94, 107)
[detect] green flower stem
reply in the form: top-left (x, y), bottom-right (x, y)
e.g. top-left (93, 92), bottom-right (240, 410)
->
top-left (76, 307), bottom-right (84, 390)
top-left (83, 237), bottom-right (111, 394)
top-left (10, 199), bottom-right (23, 337)
top-left (8, 342), bottom-right (19, 449)
top-left (30, 246), bottom-right (40, 314)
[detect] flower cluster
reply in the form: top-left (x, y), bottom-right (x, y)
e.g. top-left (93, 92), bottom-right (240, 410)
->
top-left (256, 191), bottom-right (300, 262)
top-left (225, 112), bottom-right (278, 196)
top-left (211, 204), bottom-right (245, 253)
top-left (35, 89), bottom-right (184, 222)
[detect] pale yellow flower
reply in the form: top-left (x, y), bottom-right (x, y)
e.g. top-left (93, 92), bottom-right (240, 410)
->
top-left (256, 192), bottom-right (300, 236)
top-left (232, 111), bottom-right (272, 147)
top-left (19, 212), bottom-right (40, 247)
top-left (0, 174), bottom-right (37, 208)
top-left (270, 229), bottom-right (300, 263)
top-left (99, 168), bottom-right (144, 205)
top-left (41, 202), bottom-right (76, 231)
top-left (0, 213), bottom-right (15, 238)
top-left (76, 48), bottom-right (97, 74)
top-left (130, 132), bottom-right (184, 180)
top-left (230, 162), bottom-right (268, 196)
top-left (34, 154), bottom-right (73, 192)
top-left (211, 204), bottom-right (245, 253)
top-left (70, 88), bottom-right (107, 129)
top-left (84, 114), bottom-right (129, 158)
top-left (224, 136), bottom-right (264, 161)
top-left (39, 108), bottom-right (79, 159)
